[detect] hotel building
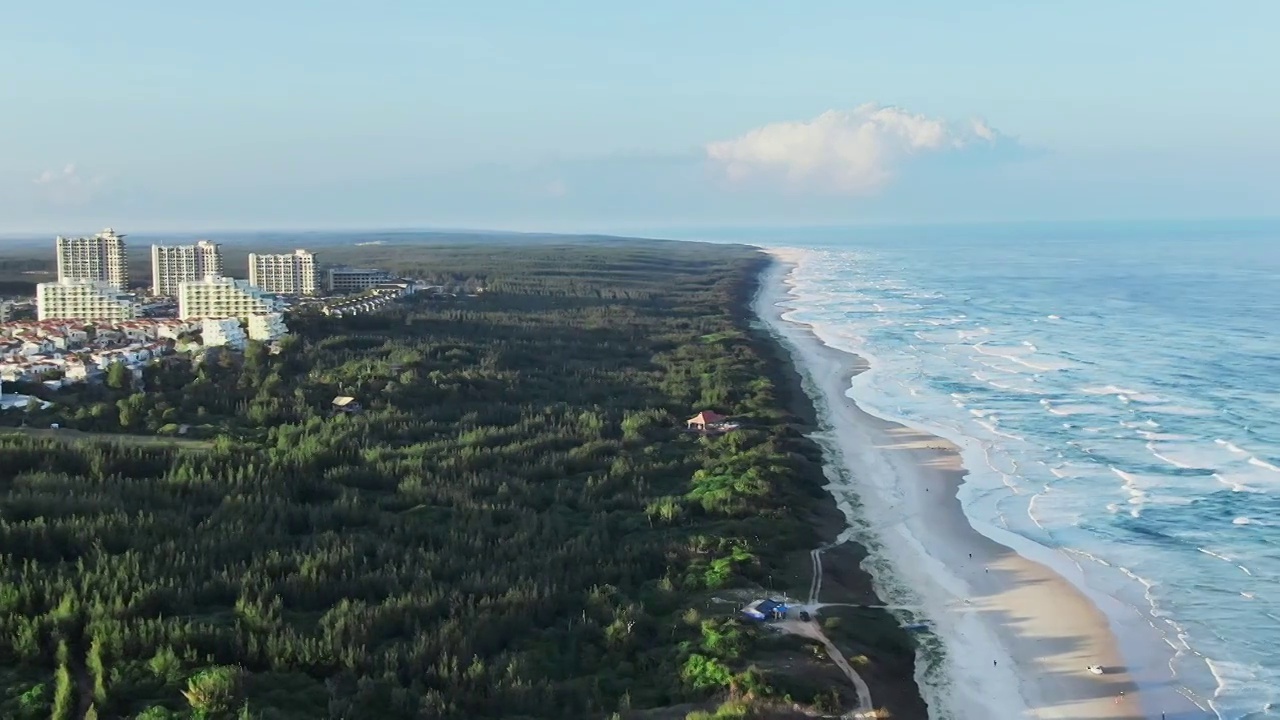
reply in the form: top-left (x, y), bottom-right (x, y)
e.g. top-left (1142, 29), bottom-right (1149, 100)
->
top-left (55, 228), bottom-right (129, 290)
top-left (202, 318), bottom-right (247, 349)
top-left (327, 267), bottom-right (393, 293)
top-left (247, 312), bottom-right (289, 342)
top-left (37, 280), bottom-right (139, 321)
top-left (151, 241), bottom-right (224, 296)
top-left (248, 250), bottom-right (318, 295)
top-left (178, 277), bottom-right (283, 320)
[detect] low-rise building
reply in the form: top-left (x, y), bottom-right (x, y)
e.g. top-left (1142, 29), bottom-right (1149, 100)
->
top-left (320, 287), bottom-right (406, 317)
top-left (331, 396), bottom-right (362, 414)
top-left (37, 280), bottom-right (139, 321)
top-left (178, 276), bottom-right (283, 320)
top-left (201, 318), bottom-right (247, 349)
top-left (246, 312), bottom-right (288, 342)
top-left (327, 267), bottom-right (392, 293)
top-left (0, 319), bottom-right (181, 386)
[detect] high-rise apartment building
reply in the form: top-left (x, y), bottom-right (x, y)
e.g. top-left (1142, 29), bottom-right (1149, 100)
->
top-left (151, 241), bottom-right (223, 296)
top-left (37, 280), bottom-right (139, 321)
top-left (55, 228), bottom-right (129, 290)
top-left (248, 250), bottom-right (318, 295)
top-left (178, 277), bottom-right (284, 319)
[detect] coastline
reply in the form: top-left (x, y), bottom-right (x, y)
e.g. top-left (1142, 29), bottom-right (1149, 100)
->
top-left (753, 250), bottom-right (1205, 720)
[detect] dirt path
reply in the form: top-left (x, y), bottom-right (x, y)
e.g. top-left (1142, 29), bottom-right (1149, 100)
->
top-left (0, 426), bottom-right (213, 450)
top-left (784, 544), bottom-right (876, 719)
top-left (808, 548), bottom-right (823, 604)
top-left (779, 619), bottom-right (875, 718)
top-left (70, 643), bottom-right (92, 720)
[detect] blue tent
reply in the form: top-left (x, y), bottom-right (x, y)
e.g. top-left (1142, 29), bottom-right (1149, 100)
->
top-left (741, 599), bottom-right (787, 621)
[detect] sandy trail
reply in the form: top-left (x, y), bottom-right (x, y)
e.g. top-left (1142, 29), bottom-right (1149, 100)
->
top-left (778, 617), bottom-right (876, 719)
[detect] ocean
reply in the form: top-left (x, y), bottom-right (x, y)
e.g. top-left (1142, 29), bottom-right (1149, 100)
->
top-left (677, 221), bottom-right (1280, 719)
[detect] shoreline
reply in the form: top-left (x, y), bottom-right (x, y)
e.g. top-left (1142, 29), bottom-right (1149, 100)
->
top-left (754, 250), bottom-right (1205, 719)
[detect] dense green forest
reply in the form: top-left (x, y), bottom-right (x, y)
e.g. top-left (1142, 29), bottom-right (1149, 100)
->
top-left (0, 241), bottom-right (849, 719)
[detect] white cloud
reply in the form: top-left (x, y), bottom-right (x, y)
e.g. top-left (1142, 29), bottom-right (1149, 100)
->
top-left (705, 103), bottom-right (1004, 195)
top-left (32, 163), bottom-right (106, 204)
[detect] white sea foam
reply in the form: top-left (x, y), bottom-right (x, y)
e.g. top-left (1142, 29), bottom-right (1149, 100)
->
top-left (757, 233), bottom-right (1280, 719)
top-left (1110, 468), bottom-right (1150, 516)
top-left (1251, 457), bottom-right (1280, 474)
top-left (1040, 401), bottom-right (1109, 416)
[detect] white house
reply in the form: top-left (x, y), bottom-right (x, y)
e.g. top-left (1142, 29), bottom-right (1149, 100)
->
top-left (21, 340), bottom-right (53, 356)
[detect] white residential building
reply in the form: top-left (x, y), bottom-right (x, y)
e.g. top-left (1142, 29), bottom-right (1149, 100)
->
top-left (0, 301), bottom-right (11, 322)
top-left (249, 249), bottom-right (318, 295)
top-left (37, 280), bottom-right (139, 321)
top-left (201, 318), bottom-right (247, 349)
top-left (178, 277), bottom-right (283, 319)
top-left (246, 313), bottom-right (288, 342)
top-left (151, 241), bottom-right (223, 296)
top-left (55, 228), bottom-right (129, 290)
top-left (327, 267), bottom-right (392, 293)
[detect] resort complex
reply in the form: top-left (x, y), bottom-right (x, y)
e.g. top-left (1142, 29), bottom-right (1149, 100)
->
top-left (2, 229), bottom-right (434, 400)
top-left (11, 230), bottom-right (425, 324)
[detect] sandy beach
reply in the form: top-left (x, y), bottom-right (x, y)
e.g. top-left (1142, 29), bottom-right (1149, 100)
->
top-left (756, 251), bottom-right (1206, 720)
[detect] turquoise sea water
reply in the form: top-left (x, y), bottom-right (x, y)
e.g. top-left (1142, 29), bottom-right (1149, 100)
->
top-left (671, 221), bottom-right (1280, 719)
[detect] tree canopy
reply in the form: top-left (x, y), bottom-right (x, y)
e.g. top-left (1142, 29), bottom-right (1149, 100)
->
top-left (0, 241), bottom-right (836, 719)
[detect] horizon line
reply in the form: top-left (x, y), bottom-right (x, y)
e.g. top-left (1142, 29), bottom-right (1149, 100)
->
top-left (1, 215), bottom-right (1278, 241)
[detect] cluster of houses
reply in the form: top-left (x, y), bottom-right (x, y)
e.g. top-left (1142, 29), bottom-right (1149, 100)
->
top-left (0, 313), bottom-right (292, 387)
top-left (318, 283), bottom-right (424, 317)
top-left (0, 319), bottom-right (199, 384)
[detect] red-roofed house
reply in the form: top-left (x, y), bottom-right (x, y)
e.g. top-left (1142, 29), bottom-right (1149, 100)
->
top-left (687, 411), bottom-right (728, 433)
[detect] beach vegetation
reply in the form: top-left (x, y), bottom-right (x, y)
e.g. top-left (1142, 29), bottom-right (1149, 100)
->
top-left (681, 654), bottom-right (735, 689)
top-left (685, 699), bottom-right (752, 720)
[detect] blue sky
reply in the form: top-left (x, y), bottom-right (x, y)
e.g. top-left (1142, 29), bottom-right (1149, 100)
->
top-left (2, 0), bottom-right (1277, 233)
